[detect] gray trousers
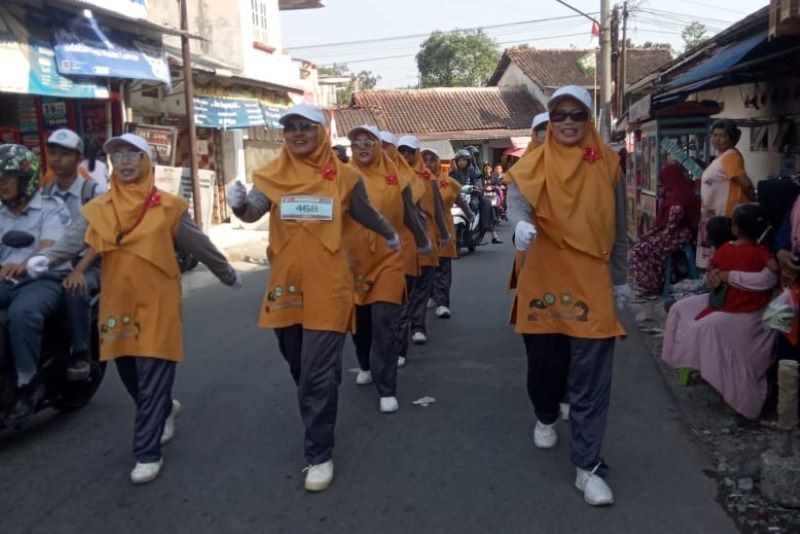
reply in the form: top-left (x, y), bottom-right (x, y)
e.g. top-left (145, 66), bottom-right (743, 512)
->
top-left (0, 277), bottom-right (64, 386)
top-left (396, 275), bottom-right (416, 358)
top-left (523, 334), bottom-right (615, 477)
top-left (115, 356), bottom-right (176, 463)
top-left (65, 264), bottom-right (101, 355)
top-left (275, 326), bottom-right (345, 465)
top-left (408, 266), bottom-right (435, 335)
top-left (432, 258), bottom-right (452, 308)
top-left (353, 302), bottom-right (400, 397)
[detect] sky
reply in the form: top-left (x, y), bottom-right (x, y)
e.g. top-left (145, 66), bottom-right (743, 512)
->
top-left (281, 0), bottom-right (767, 89)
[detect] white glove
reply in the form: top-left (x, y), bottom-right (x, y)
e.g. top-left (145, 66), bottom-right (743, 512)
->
top-left (386, 233), bottom-right (401, 251)
top-left (231, 271), bottom-right (243, 290)
top-left (419, 239), bottom-right (433, 256)
top-left (613, 284), bottom-right (634, 310)
top-left (514, 221), bottom-right (537, 251)
top-left (26, 255), bottom-right (49, 279)
top-left (763, 289), bottom-right (796, 333)
top-left (227, 181), bottom-right (247, 210)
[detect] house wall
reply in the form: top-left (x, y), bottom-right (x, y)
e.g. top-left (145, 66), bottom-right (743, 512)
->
top-left (495, 64), bottom-right (549, 108)
top-left (696, 79), bottom-right (800, 181)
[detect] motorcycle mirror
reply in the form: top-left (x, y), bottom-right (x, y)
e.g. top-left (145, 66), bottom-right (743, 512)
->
top-left (2, 230), bottom-right (36, 249)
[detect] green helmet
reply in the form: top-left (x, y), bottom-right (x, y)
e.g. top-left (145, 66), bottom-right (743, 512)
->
top-left (0, 144), bottom-right (41, 200)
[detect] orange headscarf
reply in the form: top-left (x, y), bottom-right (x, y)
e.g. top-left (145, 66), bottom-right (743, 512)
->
top-left (506, 121), bottom-right (620, 260)
top-left (252, 125), bottom-right (360, 254)
top-left (408, 150), bottom-right (438, 218)
top-left (386, 145), bottom-right (425, 203)
top-left (82, 153), bottom-right (187, 277)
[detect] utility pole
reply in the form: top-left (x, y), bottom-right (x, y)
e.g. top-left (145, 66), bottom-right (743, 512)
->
top-left (600, 0), bottom-right (613, 141)
top-left (620, 1), bottom-right (629, 116)
top-left (180, 0), bottom-right (203, 227)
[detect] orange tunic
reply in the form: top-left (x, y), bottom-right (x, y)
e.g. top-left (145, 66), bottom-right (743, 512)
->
top-left (387, 146), bottom-right (424, 277)
top-left (506, 126), bottom-right (625, 339)
top-left (345, 157), bottom-right (408, 307)
top-left (437, 176), bottom-right (461, 259)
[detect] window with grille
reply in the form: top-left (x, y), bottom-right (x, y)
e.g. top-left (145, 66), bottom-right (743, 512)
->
top-left (251, 0), bottom-right (269, 44)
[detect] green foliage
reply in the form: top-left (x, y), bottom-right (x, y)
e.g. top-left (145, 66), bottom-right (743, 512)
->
top-left (319, 63), bottom-right (381, 105)
top-left (681, 21), bottom-right (709, 49)
top-left (416, 29), bottom-right (500, 88)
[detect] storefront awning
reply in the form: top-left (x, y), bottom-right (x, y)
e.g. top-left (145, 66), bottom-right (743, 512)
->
top-left (0, 6), bottom-right (108, 98)
top-left (51, 10), bottom-right (170, 85)
top-left (194, 96), bottom-right (269, 130)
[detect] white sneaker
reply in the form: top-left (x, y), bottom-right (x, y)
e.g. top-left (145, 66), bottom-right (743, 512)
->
top-left (304, 459), bottom-right (334, 492)
top-left (356, 370), bottom-right (373, 385)
top-left (559, 402), bottom-right (570, 421)
top-left (576, 467), bottom-right (614, 506)
top-left (380, 396), bottom-right (399, 413)
top-left (160, 399), bottom-right (182, 445)
top-left (130, 459), bottom-right (163, 485)
top-left (435, 306), bottom-right (451, 319)
top-left (411, 331), bottom-right (427, 345)
top-left (533, 421), bottom-right (558, 449)
top-left (397, 356), bottom-right (407, 368)
top-left (427, 298), bottom-right (435, 309)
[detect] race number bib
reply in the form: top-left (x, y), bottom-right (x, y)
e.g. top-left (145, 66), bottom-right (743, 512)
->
top-left (280, 196), bottom-right (333, 221)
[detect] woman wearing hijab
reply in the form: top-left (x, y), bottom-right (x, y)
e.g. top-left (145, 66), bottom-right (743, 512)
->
top-left (397, 135), bottom-right (450, 348)
top-left (380, 131), bottom-right (426, 368)
top-left (506, 86), bottom-right (630, 506)
top-left (28, 133), bottom-right (240, 484)
top-left (227, 105), bottom-right (398, 492)
top-left (629, 163), bottom-right (700, 295)
top-left (423, 147), bottom-right (473, 319)
top-left (345, 125), bottom-right (429, 413)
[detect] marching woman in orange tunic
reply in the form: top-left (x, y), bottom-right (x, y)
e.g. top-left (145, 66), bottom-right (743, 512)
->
top-left (506, 86), bottom-right (630, 506)
top-left (345, 125), bottom-right (429, 413)
top-left (227, 105), bottom-right (398, 492)
top-left (30, 133), bottom-right (240, 485)
top-left (397, 136), bottom-right (450, 348)
top-left (423, 147), bottom-right (473, 319)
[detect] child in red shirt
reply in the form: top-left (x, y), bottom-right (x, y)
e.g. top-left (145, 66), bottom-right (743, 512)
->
top-left (697, 203), bottom-right (778, 319)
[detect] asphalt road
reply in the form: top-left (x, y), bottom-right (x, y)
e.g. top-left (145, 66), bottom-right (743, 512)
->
top-left (0, 226), bottom-right (736, 534)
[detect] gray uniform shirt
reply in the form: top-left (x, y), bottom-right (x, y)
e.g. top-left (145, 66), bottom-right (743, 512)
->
top-left (41, 212), bottom-right (238, 286)
top-left (0, 191), bottom-right (69, 268)
top-left (44, 176), bottom-right (107, 224)
top-left (507, 178), bottom-right (628, 286)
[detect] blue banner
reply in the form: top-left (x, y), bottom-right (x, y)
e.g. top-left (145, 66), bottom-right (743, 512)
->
top-left (0, 6), bottom-right (108, 98)
top-left (194, 97), bottom-right (269, 130)
top-left (51, 12), bottom-right (170, 84)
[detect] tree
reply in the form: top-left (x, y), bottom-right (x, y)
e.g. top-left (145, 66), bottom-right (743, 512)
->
top-left (624, 38), bottom-right (671, 50)
top-left (416, 30), bottom-right (500, 88)
top-left (681, 21), bottom-right (709, 49)
top-left (318, 63), bottom-right (381, 105)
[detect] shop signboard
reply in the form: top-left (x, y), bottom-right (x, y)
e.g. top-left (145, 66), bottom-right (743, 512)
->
top-left (77, 0), bottom-right (148, 19)
top-left (0, 7), bottom-right (108, 99)
top-left (52, 13), bottom-right (170, 85)
top-left (129, 123), bottom-right (176, 166)
top-left (194, 97), bottom-right (268, 130)
top-left (263, 106), bottom-right (283, 130)
top-left (41, 99), bottom-right (69, 129)
top-left (154, 166), bottom-right (215, 232)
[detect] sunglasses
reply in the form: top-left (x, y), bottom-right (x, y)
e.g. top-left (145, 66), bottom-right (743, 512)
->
top-left (351, 139), bottom-right (376, 150)
top-left (549, 109), bottom-right (590, 123)
top-left (110, 151), bottom-right (145, 164)
top-left (283, 120), bottom-right (316, 133)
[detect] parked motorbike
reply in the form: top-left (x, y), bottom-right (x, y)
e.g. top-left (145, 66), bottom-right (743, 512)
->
top-left (0, 231), bottom-right (105, 429)
top-left (451, 185), bottom-right (483, 256)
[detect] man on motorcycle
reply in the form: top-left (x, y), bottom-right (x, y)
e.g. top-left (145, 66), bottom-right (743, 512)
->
top-left (43, 129), bottom-right (106, 381)
top-left (0, 144), bottom-right (70, 422)
top-left (449, 149), bottom-right (502, 244)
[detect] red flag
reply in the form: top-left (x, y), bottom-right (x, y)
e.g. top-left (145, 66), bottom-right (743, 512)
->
top-left (590, 21), bottom-right (600, 47)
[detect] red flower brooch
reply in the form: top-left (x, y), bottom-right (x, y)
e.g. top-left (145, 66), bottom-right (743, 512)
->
top-left (419, 169), bottom-right (432, 181)
top-left (583, 147), bottom-right (601, 164)
top-left (320, 163), bottom-right (337, 181)
top-left (439, 179), bottom-right (450, 189)
top-left (385, 174), bottom-right (398, 186)
top-left (147, 190), bottom-right (162, 208)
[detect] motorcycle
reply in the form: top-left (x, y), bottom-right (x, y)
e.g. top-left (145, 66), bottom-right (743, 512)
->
top-left (451, 185), bottom-right (483, 256)
top-left (0, 231), bottom-right (105, 429)
top-left (483, 181), bottom-right (506, 223)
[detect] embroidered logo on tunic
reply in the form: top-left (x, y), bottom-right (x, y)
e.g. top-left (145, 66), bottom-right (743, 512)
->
top-left (106, 316), bottom-right (118, 329)
top-left (528, 294), bottom-right (590, 322)
top-left (583, 147), bottom-right (601, 164)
